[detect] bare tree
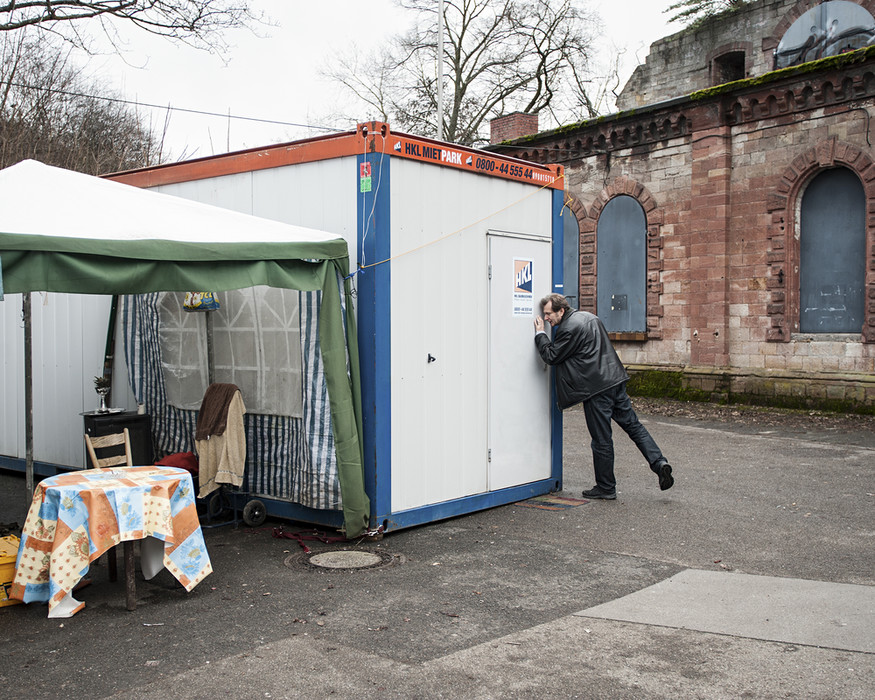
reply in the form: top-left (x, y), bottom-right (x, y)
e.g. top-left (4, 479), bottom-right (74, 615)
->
top-left (326, 0), bottom-right (601, 146)
top-left (0, 31), bottom-right (167, 173)
top-left (665, 0), bottom-right (751, 27)
top-left (0, 1), bottom-right (261, 52)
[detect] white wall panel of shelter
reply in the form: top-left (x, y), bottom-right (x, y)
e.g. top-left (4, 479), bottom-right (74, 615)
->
top-left (0, 294), bottom-right (136, 468)
top-left (388, 160), bottom-right (554, 511)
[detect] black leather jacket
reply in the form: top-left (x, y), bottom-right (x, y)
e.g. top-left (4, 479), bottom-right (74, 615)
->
top-left (534, 309), bottom-right (629, 409)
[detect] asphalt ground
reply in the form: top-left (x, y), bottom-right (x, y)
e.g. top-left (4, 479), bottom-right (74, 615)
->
top-left (1, 402), bottom-right (873, 699)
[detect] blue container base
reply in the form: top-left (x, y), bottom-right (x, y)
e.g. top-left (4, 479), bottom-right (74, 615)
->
top-left (377, 477), bottom-right (562, 533)
top-left (0, 456), bottom-right (81, 478)
top-left (225, 491), bottom-right (346, 532)
top-left (219, 477), bottom-right (562, 536)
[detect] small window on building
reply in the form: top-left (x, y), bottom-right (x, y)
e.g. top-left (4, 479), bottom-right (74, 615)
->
top-left (711, 51), bottom-right (745, 84)
top-left (596, 195), bottom-right (647, 333)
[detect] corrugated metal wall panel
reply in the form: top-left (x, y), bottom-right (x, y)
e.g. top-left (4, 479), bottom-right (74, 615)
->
top-left (154, 171), bottom-right (254, 216)
top-left (0, 293), bottom-right (129, 467)
top-left (251, 158), bottom-right (358, 265)
top-left (152, 158), bottom-right (358, 267)
top-left (0, 296), bottom-right (25, 459)
top-left (388, 161), bottom-right (553, 511)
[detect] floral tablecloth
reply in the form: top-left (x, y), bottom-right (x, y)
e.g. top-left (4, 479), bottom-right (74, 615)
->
top-left (11, 466), bottom-right (212, 617)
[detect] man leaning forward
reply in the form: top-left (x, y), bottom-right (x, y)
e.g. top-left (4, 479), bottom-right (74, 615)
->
top-left (533, 293), bottom-right (674, 500)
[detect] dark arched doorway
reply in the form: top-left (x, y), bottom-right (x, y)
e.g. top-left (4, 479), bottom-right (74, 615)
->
top-left (799, 167), bottom-right (866, 333)
top-left (596, 195), bottom-right (647, 332)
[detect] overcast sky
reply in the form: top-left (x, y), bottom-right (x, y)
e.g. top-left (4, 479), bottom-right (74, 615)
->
top-left (86, 0), bottom-right (677, 160)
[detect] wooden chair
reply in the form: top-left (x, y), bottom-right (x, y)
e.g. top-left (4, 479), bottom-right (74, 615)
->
top-left (85, 428), bottom-right (133, 469)
top-left (83, 428), bottom-right (137, 609)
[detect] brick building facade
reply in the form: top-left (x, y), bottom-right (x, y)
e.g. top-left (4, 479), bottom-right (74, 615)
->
top-left (491, 0), bottom-right (875, 411)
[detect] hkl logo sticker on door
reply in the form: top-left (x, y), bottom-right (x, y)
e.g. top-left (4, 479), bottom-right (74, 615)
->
top-left (513, 259), bottom-right (534, 317)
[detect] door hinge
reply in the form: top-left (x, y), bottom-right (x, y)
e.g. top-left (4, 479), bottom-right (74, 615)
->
top-left (488, 448), bottom-right (492, 462)
top-left (488, 264), bottom-right (492, 280)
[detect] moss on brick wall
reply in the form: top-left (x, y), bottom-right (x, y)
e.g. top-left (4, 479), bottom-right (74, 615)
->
top-left (725, 390), bottom-right (874, 414)
top-left (627, 369), bottom-right (715, 402)
top-left (626, 367), bottom-right (875, 415)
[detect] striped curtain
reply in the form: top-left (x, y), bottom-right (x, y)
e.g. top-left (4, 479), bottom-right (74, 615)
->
top-left (120, 291), bottom-right (341, 511)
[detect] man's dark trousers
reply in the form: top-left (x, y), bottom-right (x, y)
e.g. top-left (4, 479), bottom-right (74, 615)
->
top-left (582, 382), bottom-right (666, 493)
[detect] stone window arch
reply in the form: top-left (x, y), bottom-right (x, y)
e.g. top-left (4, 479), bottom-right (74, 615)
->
top-left (597, 195), bottom-right (648, 333)
top-left (560, 191), bottom-right (584, 309)
top-left (765, 137), bottom-right (875, 341)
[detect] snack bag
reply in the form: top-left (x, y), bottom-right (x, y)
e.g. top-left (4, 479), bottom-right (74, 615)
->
top-left (183, 292), bottom-right (220, 311)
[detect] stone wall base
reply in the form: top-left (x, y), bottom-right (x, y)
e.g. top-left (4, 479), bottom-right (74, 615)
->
top-left (626, 365), bottom-right (875, 415)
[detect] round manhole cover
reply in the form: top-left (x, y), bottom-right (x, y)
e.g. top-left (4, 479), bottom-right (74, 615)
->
top-left (285, 548), bottom-right (402, 572)
top-left (310, 551), bottom-right (383, 569)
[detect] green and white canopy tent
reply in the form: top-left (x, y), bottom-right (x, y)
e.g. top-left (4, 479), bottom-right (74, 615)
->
top-left (0, 159), bottom-right (369, 538)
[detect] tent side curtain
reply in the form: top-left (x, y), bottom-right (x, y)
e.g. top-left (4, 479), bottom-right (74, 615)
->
top-left (320, 259), bottom-right (368, 537)
top-left (124, 291), bottom-right (341, 513)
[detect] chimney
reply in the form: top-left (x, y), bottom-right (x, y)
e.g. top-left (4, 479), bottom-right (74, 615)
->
top-left (490, 112), bottom-right (539, 144)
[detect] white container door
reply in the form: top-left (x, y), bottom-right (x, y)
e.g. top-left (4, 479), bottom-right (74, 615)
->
top-left (487, 233), bottom-right (553, 491)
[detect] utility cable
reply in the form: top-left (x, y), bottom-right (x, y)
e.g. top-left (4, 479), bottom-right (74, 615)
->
top-left (0, 79), bottom-right (343, 133)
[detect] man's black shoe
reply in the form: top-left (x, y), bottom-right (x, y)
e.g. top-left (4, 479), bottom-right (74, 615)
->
top-left (582, 486), bottom-right (617, 500)
top-left (658, 463), bottom-right (674, 491)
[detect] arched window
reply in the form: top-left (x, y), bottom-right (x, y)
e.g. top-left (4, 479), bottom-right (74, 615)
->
top-left (596, 195), bottom-right (647, 333)
top-left (562, 208), bottom-right (580, 309)
top-left (774, 1), bottom-right (875, 69)
top-left (799, 168), bottom-right (866, 333)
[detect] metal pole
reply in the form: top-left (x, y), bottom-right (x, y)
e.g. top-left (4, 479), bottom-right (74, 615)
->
top-left (437, 0), bottom-right (444, 141)
top-left (205, 311), bottom-right (215, 385)
top-left (23, 292), bottom-right (34, 498)
top-left (102, 295), bottom-right (119, 405)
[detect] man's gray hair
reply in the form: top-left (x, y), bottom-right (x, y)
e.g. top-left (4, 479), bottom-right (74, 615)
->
top-left (540, 293), bottom-right (571, 313)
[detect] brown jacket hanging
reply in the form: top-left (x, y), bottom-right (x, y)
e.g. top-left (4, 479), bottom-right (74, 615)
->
top-left (195, 383), bottom-right (240, 440)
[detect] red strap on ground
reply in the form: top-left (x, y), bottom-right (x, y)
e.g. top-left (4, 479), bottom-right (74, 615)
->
top-left (271, 527), bottom-right (348, 553)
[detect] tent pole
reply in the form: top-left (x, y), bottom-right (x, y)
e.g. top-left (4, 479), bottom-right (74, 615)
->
top-left (205, 311), bottom-right (215, 385)
top-left (23, 292), bottom-right (34, 498)
top-left (102, 295), bottom-right (119, 404)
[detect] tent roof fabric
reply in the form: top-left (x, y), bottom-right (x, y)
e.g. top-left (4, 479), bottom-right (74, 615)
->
top-left (0, 159), bottom-right (351, 294)
top-left (0, 159), bottom-right (344, 251)
top-left (0, 159), bottom-right (368, 538)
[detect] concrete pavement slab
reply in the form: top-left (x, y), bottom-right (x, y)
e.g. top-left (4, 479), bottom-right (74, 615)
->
top-left (418, 615), bottom-right (874, 700)
top-left (105, 615), bottom-right (874, 700)
top-left (577, 568), bottom-right (875, 653)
